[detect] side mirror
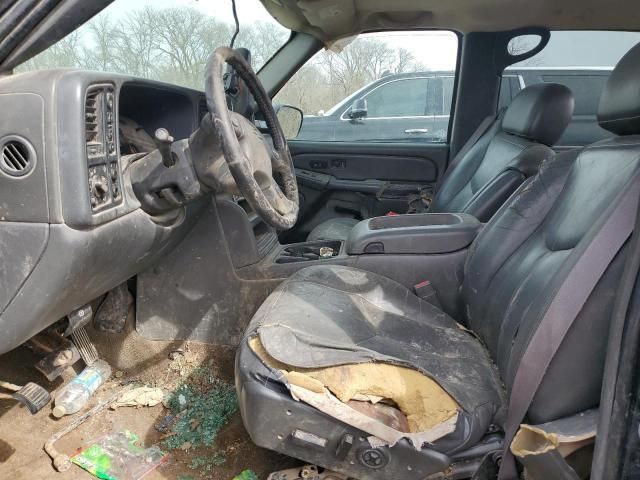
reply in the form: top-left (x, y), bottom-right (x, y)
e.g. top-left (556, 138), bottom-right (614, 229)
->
top-left (274, 104), bottom-right (304, 140)
top-left (348, 98), bottom-right (368, 119)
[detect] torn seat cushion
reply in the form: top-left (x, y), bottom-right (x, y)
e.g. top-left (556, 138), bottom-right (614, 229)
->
top-left (243, 264), bottom-right (506, 452)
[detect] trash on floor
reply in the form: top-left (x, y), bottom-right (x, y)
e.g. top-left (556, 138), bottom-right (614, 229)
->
top-left (45, 386), bottom-right (134, 472)
top-left (154, 413), bottom-right (177, 433)
top-left (71, 430), bottom-right (167, 480)
top-left (162, 380), bottom-right (238, 450)
top-left (266, 465), bottom-right (349, 480)
top-left (233, 470), bottom-right (259, 480)
top-left (110, 386), bottom-right (165, 409)
top-left (53, 359), bottom-right (111, 417)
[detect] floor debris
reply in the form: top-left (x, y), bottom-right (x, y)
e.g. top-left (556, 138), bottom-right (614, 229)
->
top-left (111, 386), bottom-right (165, 409)
top-left (163, 380), bottom-right (238, 450)
top-left (1, 334), bottom-right (297, 479)
top-left (71, 430), bottom-right (166, 480)
top-left (45, 385), bottom-right (134, 472)
top-left (233, 470), bottom-right (259, 480)
top-left (266, 465), bottom-right (349, 480)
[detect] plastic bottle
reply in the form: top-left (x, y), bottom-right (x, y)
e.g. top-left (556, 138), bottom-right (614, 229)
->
top-left (52, 359), bottom-right (111, 418)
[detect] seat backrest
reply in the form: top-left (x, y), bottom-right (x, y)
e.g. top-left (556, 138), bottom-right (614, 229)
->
top-left (461, 42), bottom-right (640, 424)
top-left (430, 83), bottom-right (575, 221)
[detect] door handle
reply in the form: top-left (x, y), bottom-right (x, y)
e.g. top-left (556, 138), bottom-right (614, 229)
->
top-left (405, 128), bottom-right (429, 134)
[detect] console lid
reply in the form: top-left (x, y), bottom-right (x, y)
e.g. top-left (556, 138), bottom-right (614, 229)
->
top-left (346, 213), bottom-right (482, 255)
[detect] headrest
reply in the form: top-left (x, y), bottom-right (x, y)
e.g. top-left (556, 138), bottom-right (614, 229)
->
top-left (598, 42), bottom-right (640, 135)
top-left (502, 83), bottom-right (574, 146)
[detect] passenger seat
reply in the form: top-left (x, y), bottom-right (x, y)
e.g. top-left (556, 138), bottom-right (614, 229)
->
top-left (307, 83), bottom-right (575, 241)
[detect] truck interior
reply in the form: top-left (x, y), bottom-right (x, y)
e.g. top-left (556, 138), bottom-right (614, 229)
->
top-left (1, 0), bottom-right (640, 479)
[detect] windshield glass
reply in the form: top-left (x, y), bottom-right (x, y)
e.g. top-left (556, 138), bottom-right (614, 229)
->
top-left (17, 0), bottom-right (289, 89)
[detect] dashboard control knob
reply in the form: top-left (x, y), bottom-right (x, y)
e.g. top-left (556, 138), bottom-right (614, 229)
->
top-left (89, 174), bottom-right (109, 209)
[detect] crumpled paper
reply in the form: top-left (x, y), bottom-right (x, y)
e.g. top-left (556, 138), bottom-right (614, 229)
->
top-left (111, 386), bottom-right (165, 408)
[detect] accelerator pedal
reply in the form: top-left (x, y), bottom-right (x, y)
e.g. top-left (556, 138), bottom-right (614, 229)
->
top-left (71, 327), bottom-right (99, 366)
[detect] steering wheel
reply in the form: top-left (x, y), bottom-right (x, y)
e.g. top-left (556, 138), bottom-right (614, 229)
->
top-left (204, 46), bottom-right (299, 230)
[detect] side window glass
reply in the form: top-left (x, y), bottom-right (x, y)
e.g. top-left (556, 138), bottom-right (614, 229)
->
top-left (364, 78), bottom-right (428, 118)
top-left (426, 77), bottom-right (444, 116)
top-left (275, 30), bottom-right (459, 143)
top-left (499, 31), bottom-right (640, 146)
top-left (541, 75), bottom-right (608, 116)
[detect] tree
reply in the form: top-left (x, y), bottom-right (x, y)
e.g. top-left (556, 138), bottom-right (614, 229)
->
top-left (108, 7), bottom-right (159, 79)
top-left (236, 21), bottom-right (289, 70)
top-left (150, 7), bottom-right (231, 88)
top-left (19, 30), bottom-right (85, 70)
top-left (83, 14), bottom-right (116, 72)
top-left (17, 5), bottom-right (428, 117)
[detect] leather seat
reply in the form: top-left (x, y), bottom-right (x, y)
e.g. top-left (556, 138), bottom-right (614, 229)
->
top-left (306, 82), bottom-right (575, 241)
top-left (237, 44), bottom-right (640, 480)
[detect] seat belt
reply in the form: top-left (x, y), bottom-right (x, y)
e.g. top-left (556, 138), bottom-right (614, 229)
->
top-left (436, 108), bottom-right (505, 192)
top-left (497, 174), bottom-right (640, 480)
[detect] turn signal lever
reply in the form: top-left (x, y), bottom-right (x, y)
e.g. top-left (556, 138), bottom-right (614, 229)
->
top-left (154, 128), bottom-right (175, 167)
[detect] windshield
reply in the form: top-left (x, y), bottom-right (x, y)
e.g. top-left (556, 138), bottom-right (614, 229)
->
top-left (17, 0), bottom-right (289, 89)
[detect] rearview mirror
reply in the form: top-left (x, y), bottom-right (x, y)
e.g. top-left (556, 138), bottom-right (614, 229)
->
top-left (348, 98), bottom-right (368, 120)
top-left (275, 105), bottom-right (304, 140)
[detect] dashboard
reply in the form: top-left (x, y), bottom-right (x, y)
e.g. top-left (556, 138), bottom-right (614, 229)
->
top-left (0, 69), bottom-right (210, 355)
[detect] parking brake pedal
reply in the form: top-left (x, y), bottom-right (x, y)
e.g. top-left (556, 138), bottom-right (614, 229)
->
top-left (0, 380), bottom-right (51, 414)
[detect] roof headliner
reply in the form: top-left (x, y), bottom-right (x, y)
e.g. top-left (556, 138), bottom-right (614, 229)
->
top-left (259, 0), bottom-right (640, 42)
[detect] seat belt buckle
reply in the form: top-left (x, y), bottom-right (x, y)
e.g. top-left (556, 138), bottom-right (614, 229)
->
top-left (414, 280), bottom-right (442, 309)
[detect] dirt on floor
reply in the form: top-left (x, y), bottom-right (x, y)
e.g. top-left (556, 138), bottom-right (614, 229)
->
top-left (0, 317), bottom-right (298, 480)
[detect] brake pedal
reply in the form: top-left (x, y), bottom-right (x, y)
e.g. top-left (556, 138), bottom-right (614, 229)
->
top-left (0, 381), bottom-right (51, 414)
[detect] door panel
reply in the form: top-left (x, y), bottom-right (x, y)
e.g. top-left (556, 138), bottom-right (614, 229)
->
top-left (283, 140), bottom-right (448, 242)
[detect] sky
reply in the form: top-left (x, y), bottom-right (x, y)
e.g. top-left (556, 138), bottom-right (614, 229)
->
top-left (107, 0), bottom-right (282, 28)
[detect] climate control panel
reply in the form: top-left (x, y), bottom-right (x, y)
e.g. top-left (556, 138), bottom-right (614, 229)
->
top-left (85, 84), bottom-right (121, 212)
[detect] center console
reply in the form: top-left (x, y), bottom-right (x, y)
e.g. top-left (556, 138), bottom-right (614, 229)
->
top-left (136, 196), bottom-right (485, 346)
top-left (275, 240), bottom-right (343, 263)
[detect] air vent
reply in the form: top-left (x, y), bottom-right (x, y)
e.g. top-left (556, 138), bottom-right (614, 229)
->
top-left (0, 137), bottom-right (35, 177)
top-left (85, 89), bottom-right (101, 151)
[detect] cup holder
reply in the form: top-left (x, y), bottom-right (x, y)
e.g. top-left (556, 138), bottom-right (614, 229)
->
top-left (276, 240), bottom-right (342, 264)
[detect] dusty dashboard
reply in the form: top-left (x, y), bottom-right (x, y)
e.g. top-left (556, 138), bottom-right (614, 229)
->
top-left (0, 69), bottom-right (208, 355)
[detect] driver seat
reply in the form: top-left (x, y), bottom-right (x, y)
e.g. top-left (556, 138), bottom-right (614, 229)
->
top-left (235, 43), bottom-right (640, 480)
